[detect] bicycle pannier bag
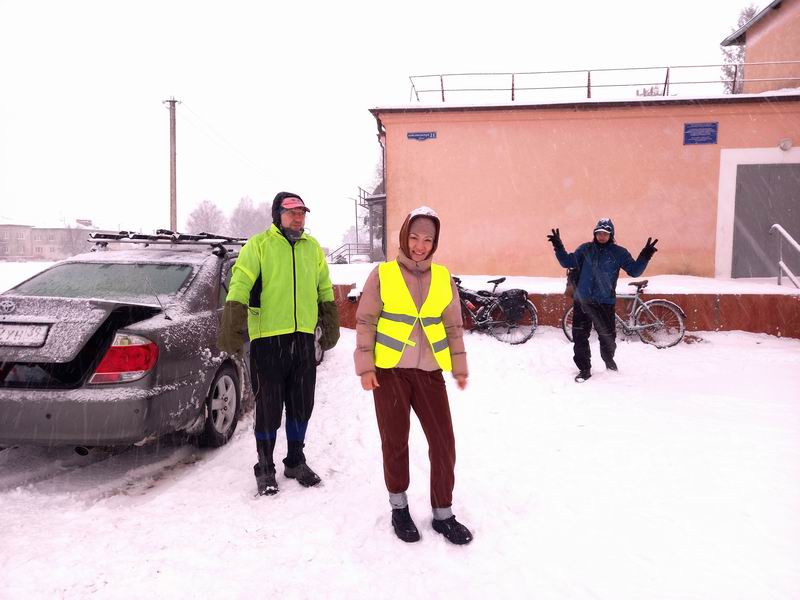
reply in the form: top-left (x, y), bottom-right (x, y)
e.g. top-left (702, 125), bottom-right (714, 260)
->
top-left (565, 268), bottom-right (580, 298)
top-left (498, 289), bottom-right (528, 322)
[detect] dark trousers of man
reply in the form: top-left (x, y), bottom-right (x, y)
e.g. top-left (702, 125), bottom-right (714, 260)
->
top-left (373, 367), bottom-right (456, 509)
top-left (572, 300), bottom-right (617, 371)
top-left (249, 332), bottom-right (316, 475)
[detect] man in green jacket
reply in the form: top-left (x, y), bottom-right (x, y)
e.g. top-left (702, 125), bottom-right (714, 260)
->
top-left (218, 191), bottom-right (340, 496)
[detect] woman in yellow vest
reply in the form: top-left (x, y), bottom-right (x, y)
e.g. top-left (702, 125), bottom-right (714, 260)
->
top-left (354, 206), bottom-right (472, 545)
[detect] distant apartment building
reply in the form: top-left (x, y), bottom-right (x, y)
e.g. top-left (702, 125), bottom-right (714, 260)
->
top-left (0, 219), bottom-right (96, 260)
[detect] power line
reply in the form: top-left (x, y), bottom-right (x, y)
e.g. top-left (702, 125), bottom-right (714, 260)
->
top-left (178, 103), bottom-right (270, 179)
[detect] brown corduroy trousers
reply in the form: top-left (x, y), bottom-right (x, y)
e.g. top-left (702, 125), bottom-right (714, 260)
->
top-left (373, 367), bottom-right (456, 509)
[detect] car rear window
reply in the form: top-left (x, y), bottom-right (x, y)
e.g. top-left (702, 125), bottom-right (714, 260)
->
top-left (11, 262), bottom-right (194, 301)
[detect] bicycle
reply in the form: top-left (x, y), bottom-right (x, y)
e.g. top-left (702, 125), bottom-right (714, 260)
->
top-left (453, 276), bottom-right (538, 345)
top-left (561, 279), bottom-right (685, 348)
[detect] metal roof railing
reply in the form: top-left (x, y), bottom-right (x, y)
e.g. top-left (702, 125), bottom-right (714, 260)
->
top-left (89, 229), bottom-right (247, 256)
top-left (408, 61), bottom-right (800, 103)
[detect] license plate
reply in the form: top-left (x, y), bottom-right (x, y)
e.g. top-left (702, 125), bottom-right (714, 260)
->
top-left (0, 323), bottom-right (50, 347)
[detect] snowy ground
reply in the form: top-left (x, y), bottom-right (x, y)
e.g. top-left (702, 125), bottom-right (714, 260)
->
top-left (2, 261), bottom-right (800, 599)
top-left (2, 326), bottom-right (800, 599)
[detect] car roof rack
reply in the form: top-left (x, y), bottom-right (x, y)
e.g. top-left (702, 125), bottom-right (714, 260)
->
top-left (89, 229), bottom-right (248, 256)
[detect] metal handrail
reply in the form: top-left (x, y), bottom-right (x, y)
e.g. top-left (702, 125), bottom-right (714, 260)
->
top-left (327, 242), bottom-right (372, 264)
top-left (769, 224), bottom-right (800, 288)
top-left (408, 61), bottom-right (800, 102)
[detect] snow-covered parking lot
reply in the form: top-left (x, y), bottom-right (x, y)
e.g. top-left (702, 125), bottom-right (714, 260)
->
top-left (2, 322), bottom-right (799, 599)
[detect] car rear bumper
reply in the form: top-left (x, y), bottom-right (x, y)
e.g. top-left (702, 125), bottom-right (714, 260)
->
top-left (0, 384), bottom-right (201, 446)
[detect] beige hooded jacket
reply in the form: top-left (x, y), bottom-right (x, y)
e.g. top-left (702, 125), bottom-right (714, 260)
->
top-left (354, 208), bottom-right (468, 378)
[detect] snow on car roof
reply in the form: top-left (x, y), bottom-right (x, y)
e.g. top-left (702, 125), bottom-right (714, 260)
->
top-left (65, 248), bottom-right (218, 265)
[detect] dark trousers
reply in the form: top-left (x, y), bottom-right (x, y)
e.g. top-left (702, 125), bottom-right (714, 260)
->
top-left (373, 368), bottom-right (456, 509)
top-left (572, 300), bottom-right (617, 371)
top-left (249, 332), bottom-right (317, 471)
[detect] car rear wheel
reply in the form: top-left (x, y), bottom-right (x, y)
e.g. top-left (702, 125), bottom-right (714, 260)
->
top-left (199, 364), bottom-right (241, 447)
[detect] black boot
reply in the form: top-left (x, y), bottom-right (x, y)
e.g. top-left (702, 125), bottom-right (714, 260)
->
top-left (254, 438), bottom-right (278, 495)
top-left (391, 507), bottom-right (421, 543)
top-left (254, 463), bottom-right (278, 496)
top-left (432, 515), bottom-right (473, 545)
top-left (285, 440), bottom-right (307, 467)
top-left (574, 369), bottom-right (592, 383)
top-left (605, 359), bottom-right (618, 371)
top-left (284, 462), bottom-right (321, 487)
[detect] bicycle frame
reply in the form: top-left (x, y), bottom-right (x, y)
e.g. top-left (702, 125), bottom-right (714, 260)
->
top-left (455, 277), bottom-right (503, 329)
top-left (614, 291), bottom-right (673, 334)
top-left (459, 291), bottom-right (495, 328)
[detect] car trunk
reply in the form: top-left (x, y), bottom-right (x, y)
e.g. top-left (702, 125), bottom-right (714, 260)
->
top-left (0, 296), bottom-right (161, 389)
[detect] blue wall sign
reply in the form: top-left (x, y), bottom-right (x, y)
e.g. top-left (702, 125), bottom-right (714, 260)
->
top-left (684, 122), bottom-right (718, 145)
top-left (407, 131), bottom-right (437, 141)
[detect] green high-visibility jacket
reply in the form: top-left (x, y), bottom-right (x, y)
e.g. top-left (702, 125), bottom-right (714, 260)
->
top-left (226, 224), bottom-right (334, 339)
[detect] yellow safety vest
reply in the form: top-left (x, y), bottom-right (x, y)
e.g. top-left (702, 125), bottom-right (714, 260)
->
top-left (375, 260), bottom-right (453, 371)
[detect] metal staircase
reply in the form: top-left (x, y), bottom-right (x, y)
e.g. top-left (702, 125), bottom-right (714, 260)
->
top-left (327, 243), bottom-right (372, 264)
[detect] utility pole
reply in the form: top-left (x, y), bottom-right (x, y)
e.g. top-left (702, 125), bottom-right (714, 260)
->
top-left (163, 97), bottom-right (180, 231)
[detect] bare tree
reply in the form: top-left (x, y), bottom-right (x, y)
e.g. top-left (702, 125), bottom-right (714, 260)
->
top-left (62, 224), bottom-right (92, 256)
top-left (228, 196), bottom-right (270, 238)
top-left (721, 4), bottom-right (759, 94)
top-left (186, 200), bottom-right (228, 234)
top-left (340, 225), bottom-right (359, 245)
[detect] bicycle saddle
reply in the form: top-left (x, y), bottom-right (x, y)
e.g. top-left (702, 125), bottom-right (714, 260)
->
top-left (628, 279), bottom-right (649, 290)
top-left (487, 277), bottom-right (506, 285)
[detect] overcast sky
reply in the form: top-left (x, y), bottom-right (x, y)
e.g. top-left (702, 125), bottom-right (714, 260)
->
top-left (0, 0), bottom-right (758, 249)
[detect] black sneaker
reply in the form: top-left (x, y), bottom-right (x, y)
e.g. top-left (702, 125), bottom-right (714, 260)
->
top-left (391, 507), bottom-right (421, 543)
top-left (605, 359), bottom-right (618, 371)
top-left (574, 369), bottom-right (592, 383)
top-left (284, 462), bottom-right (322, 487)
top-left (432, 515), bottom-right (473, 545)
top-left (254, 463), bottom-right (278, 496)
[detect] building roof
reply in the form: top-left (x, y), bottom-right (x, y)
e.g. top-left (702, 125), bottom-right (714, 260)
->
top-left (721, 0), bottom-right (784, 46)
top-left (370, 90), bottom-right (800, 125)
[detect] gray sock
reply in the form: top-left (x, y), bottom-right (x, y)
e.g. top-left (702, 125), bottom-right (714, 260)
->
top-left (389, 492), bottom-right (408, 510)
top-left (432, 506), bottom-right (454, 521)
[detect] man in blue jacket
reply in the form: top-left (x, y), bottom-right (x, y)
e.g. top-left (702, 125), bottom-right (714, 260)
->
top-left (547, 219), bottom-right (658, 382)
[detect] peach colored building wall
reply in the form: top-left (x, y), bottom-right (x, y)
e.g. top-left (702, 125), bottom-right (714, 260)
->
top-left (743, 0), bottom-right (800, 93)
top-left (373, 96), bottom-right (800, 277)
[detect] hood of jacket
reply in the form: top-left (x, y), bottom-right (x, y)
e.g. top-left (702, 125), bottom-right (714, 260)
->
top-left (593, 217), bottom-right (615, 243)
top-left (398, 206), bottom-right (441, 262)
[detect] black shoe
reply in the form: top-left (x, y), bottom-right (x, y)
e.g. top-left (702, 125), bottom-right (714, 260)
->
top-left (605, 359), bottom-right (618, 371)
top-left (284, 462), bottom-right (322, 487)
top-left (254, 463), bottom-right (278, 496)
top-left (432, 515), bottom-right (473, 545)
top-left (391, 507), bottom-right (421, 543)
top-left (574, 369), bottom-right (591, 383)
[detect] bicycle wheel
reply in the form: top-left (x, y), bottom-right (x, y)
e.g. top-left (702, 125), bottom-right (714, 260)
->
top-left (561, 305), bottom-right (574, 342)
top-left (634, 300), bottom-right (685, 348)
top-left (486, 299), bottom-right (537, 344)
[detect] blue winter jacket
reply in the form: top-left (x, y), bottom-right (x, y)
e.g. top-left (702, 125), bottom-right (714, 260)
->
top-left (555, 241), bottom-right (649, 305)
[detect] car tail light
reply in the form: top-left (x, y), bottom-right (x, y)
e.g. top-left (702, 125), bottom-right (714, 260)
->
top-left (89, 333), bottom-right (159, 385)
